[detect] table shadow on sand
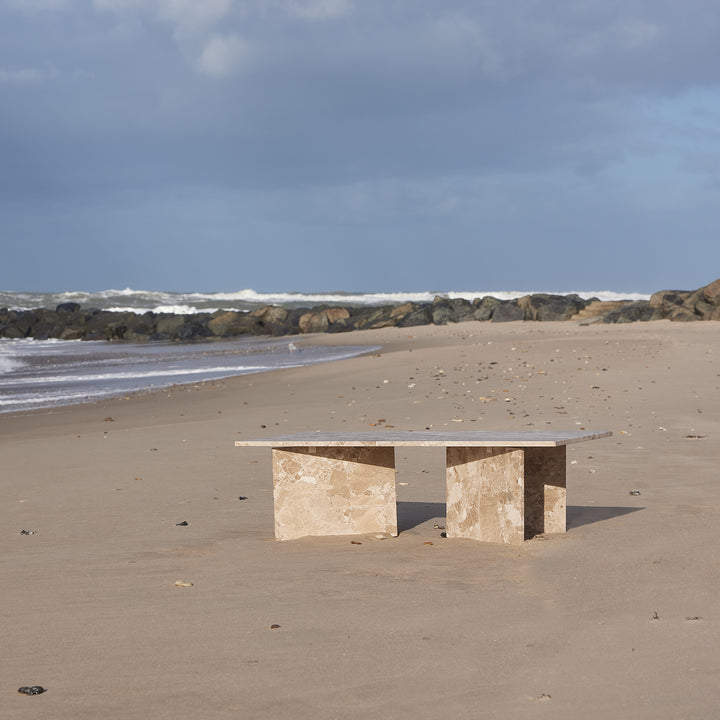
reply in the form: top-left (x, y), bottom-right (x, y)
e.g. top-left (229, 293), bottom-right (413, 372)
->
top-left (566, 505), bottom-right (644, 529)
top-left (396, 502), bottom-right (643, 533)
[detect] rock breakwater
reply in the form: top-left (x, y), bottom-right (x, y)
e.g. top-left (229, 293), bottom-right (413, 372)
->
top-left (2, 280), bottom-right (719, 342)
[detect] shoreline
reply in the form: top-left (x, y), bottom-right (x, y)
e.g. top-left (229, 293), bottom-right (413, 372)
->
top-left (2, 321), bottom-right (720, 718)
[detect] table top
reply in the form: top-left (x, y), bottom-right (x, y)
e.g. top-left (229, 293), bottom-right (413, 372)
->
top-left (235, 430), bottom-right (612, 448)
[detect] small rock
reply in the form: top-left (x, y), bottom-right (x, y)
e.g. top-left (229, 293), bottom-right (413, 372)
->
top-left (18, 686), bottom-right (46, 695)
top-left (270, 624), bottom-right (281, 629)
top-left (433, 524), bottom-right (445, 530)
top-left (440, 532), bottom-right (448, 538)
top-left (174, 580), bottom-right (193, 587)
top-left (629, 489), bottom-right (642, 496)
top-left (19, 529), bottom-right (36, 535)
top-left (176, 521), bottom-right (189, 526)
top-left (238, 496), bottom-right (248, 501)
top-left (350, 540), bottom-right (362, 545)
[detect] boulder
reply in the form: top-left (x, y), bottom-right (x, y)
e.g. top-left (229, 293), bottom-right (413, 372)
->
top-left (649, 290), bottom-right (690, 314)
top-left (56, 302), bottom-right (81, 314)
top-left (122, 312), bottom-right (156, 342)
top-left (682, 279), bottom-right (720, 319)
top-left (518, 293), bottom-right (588, 321)
top-left (208, 310), bottom-right (254, 337)
top-left (602, 301), bottom-right (661, 323)
top-left (491, 300), bottom-right (525, 322)
top-left (154, 314), bottom-right (188, 338)
top-left (472, 297), bottom-right (500, 321)
top-left (298, 310), bottom-right (330, 334)
top-left (395, 303), bottom-right (432, 327)
top-left (248, 305), bottom-right (295, 335)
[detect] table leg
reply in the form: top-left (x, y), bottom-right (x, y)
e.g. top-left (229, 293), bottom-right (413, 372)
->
top-left (272, 446), bottom-right (398, 541)
top-left (524, 446), bottom-right (566, 536)
top-left (446, 447), bottom-right (525, 544)
top-left (445, 446), bottom-right (568, 543)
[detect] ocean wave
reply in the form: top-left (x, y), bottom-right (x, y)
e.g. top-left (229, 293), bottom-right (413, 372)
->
top-left (1, 287), bottom-right (652, 313)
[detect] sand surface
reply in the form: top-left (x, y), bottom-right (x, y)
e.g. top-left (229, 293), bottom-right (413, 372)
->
top-left (2, 321), bottom-right (719, 719)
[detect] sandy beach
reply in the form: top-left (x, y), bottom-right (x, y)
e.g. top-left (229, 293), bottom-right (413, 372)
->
top-left (2, 320), bottom-right (719, 719)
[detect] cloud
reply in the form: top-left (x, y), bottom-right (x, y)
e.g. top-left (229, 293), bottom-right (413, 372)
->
top-left (94, 0), bottom-right (234, 36)
top-left (156, 0), bottom-right (234, 37)
top-left (197, 33), bottom-right (250, 76)
top-left (0, 65), bottom-right (56, 84)
top-left (283, 0), bottom-right (352, 21)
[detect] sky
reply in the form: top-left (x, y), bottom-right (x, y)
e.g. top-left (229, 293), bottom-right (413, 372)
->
top-left (2, 0), bottom-right (720, 294)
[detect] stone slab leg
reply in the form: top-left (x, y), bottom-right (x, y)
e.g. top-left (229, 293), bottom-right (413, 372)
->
top-left (272, 446), bottom-right (397, 541)
top-left (446, 447), bottom-right (525, 544)
top-left (524, 446), bottom-right (566, 537)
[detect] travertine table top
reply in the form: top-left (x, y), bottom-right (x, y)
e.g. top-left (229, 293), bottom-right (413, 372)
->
top-left (235, 430), bottom-right (612, 448)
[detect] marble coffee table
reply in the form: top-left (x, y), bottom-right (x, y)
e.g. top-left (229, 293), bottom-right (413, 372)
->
top-left (235, 430), bottom-right (612, 544)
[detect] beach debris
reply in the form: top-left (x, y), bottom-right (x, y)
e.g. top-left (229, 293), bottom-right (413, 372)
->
top-left (685, 434), bottom-right (707, 439)
top-left (350, 540), bottom-right (362, 545)
top-left (270, 624), bottom-right (281, 629)
top-left (176, 521), bottom-right (189, 526)
top-left (440, 532), bottom-right (448, 538)
top-left (433, 524), bottom-right (445, 530)
top-left (629, 489), bottom-right (642, 496)
top-left (685, 616), bottom-right (703, 622)
top-left (104, 416), bottom-right (114, 422)
top-left (18, 686), bottom-right (46, 696)
top-left (538, 693), bottom-right (552, 702)
top-left (651, 611), bottom-right (660, 621)
top-left (149, 448), bottom-right (158, 452)
top-left (174, 580), bottom-right (193, 587)
top-left (424, 541), bottom-right (434, 546)
top-left (19, 529), bottom-right (36, 535)
top-left (237, 495), bottom-right (249, 501)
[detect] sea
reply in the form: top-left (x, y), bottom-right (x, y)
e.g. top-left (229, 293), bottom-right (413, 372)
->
top-left (0, 287), bottom-right (649, 414)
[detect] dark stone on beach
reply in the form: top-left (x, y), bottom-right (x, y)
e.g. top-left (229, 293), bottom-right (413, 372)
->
top-left (122, 311), bottom-right (156, 342)
top-left (649, 290), bottom-right (690, 313)
top-left (518, 293), bottom-right (588, 321)
top-left (681, 278), bottom-right (720, 320)
top-left (18, 686), bottom-right (46, 695)
top-left (176, 521), bottom-right (189, 526)
top-left (394, 302), bottom-right (432, 327)
top-left (491, 300), bottom-right (525, 322)
top-left (602, 301), bottom-right (661, 323)
top-left (56, 302), bottom-right (81, 314)
top-left (248, 305), bottom-right (296, 335)
top-left (209, 309), bottom-right (258, 337)
top-left (472, 296), bottom-right (500, 321)
top-left (349, 305), bottom-right (397, 331)
top-left (429, 297), bottom-right (478, 325)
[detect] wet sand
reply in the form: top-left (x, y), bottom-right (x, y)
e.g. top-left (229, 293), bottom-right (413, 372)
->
top-left (2, 321), bottom-right (719, 719)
